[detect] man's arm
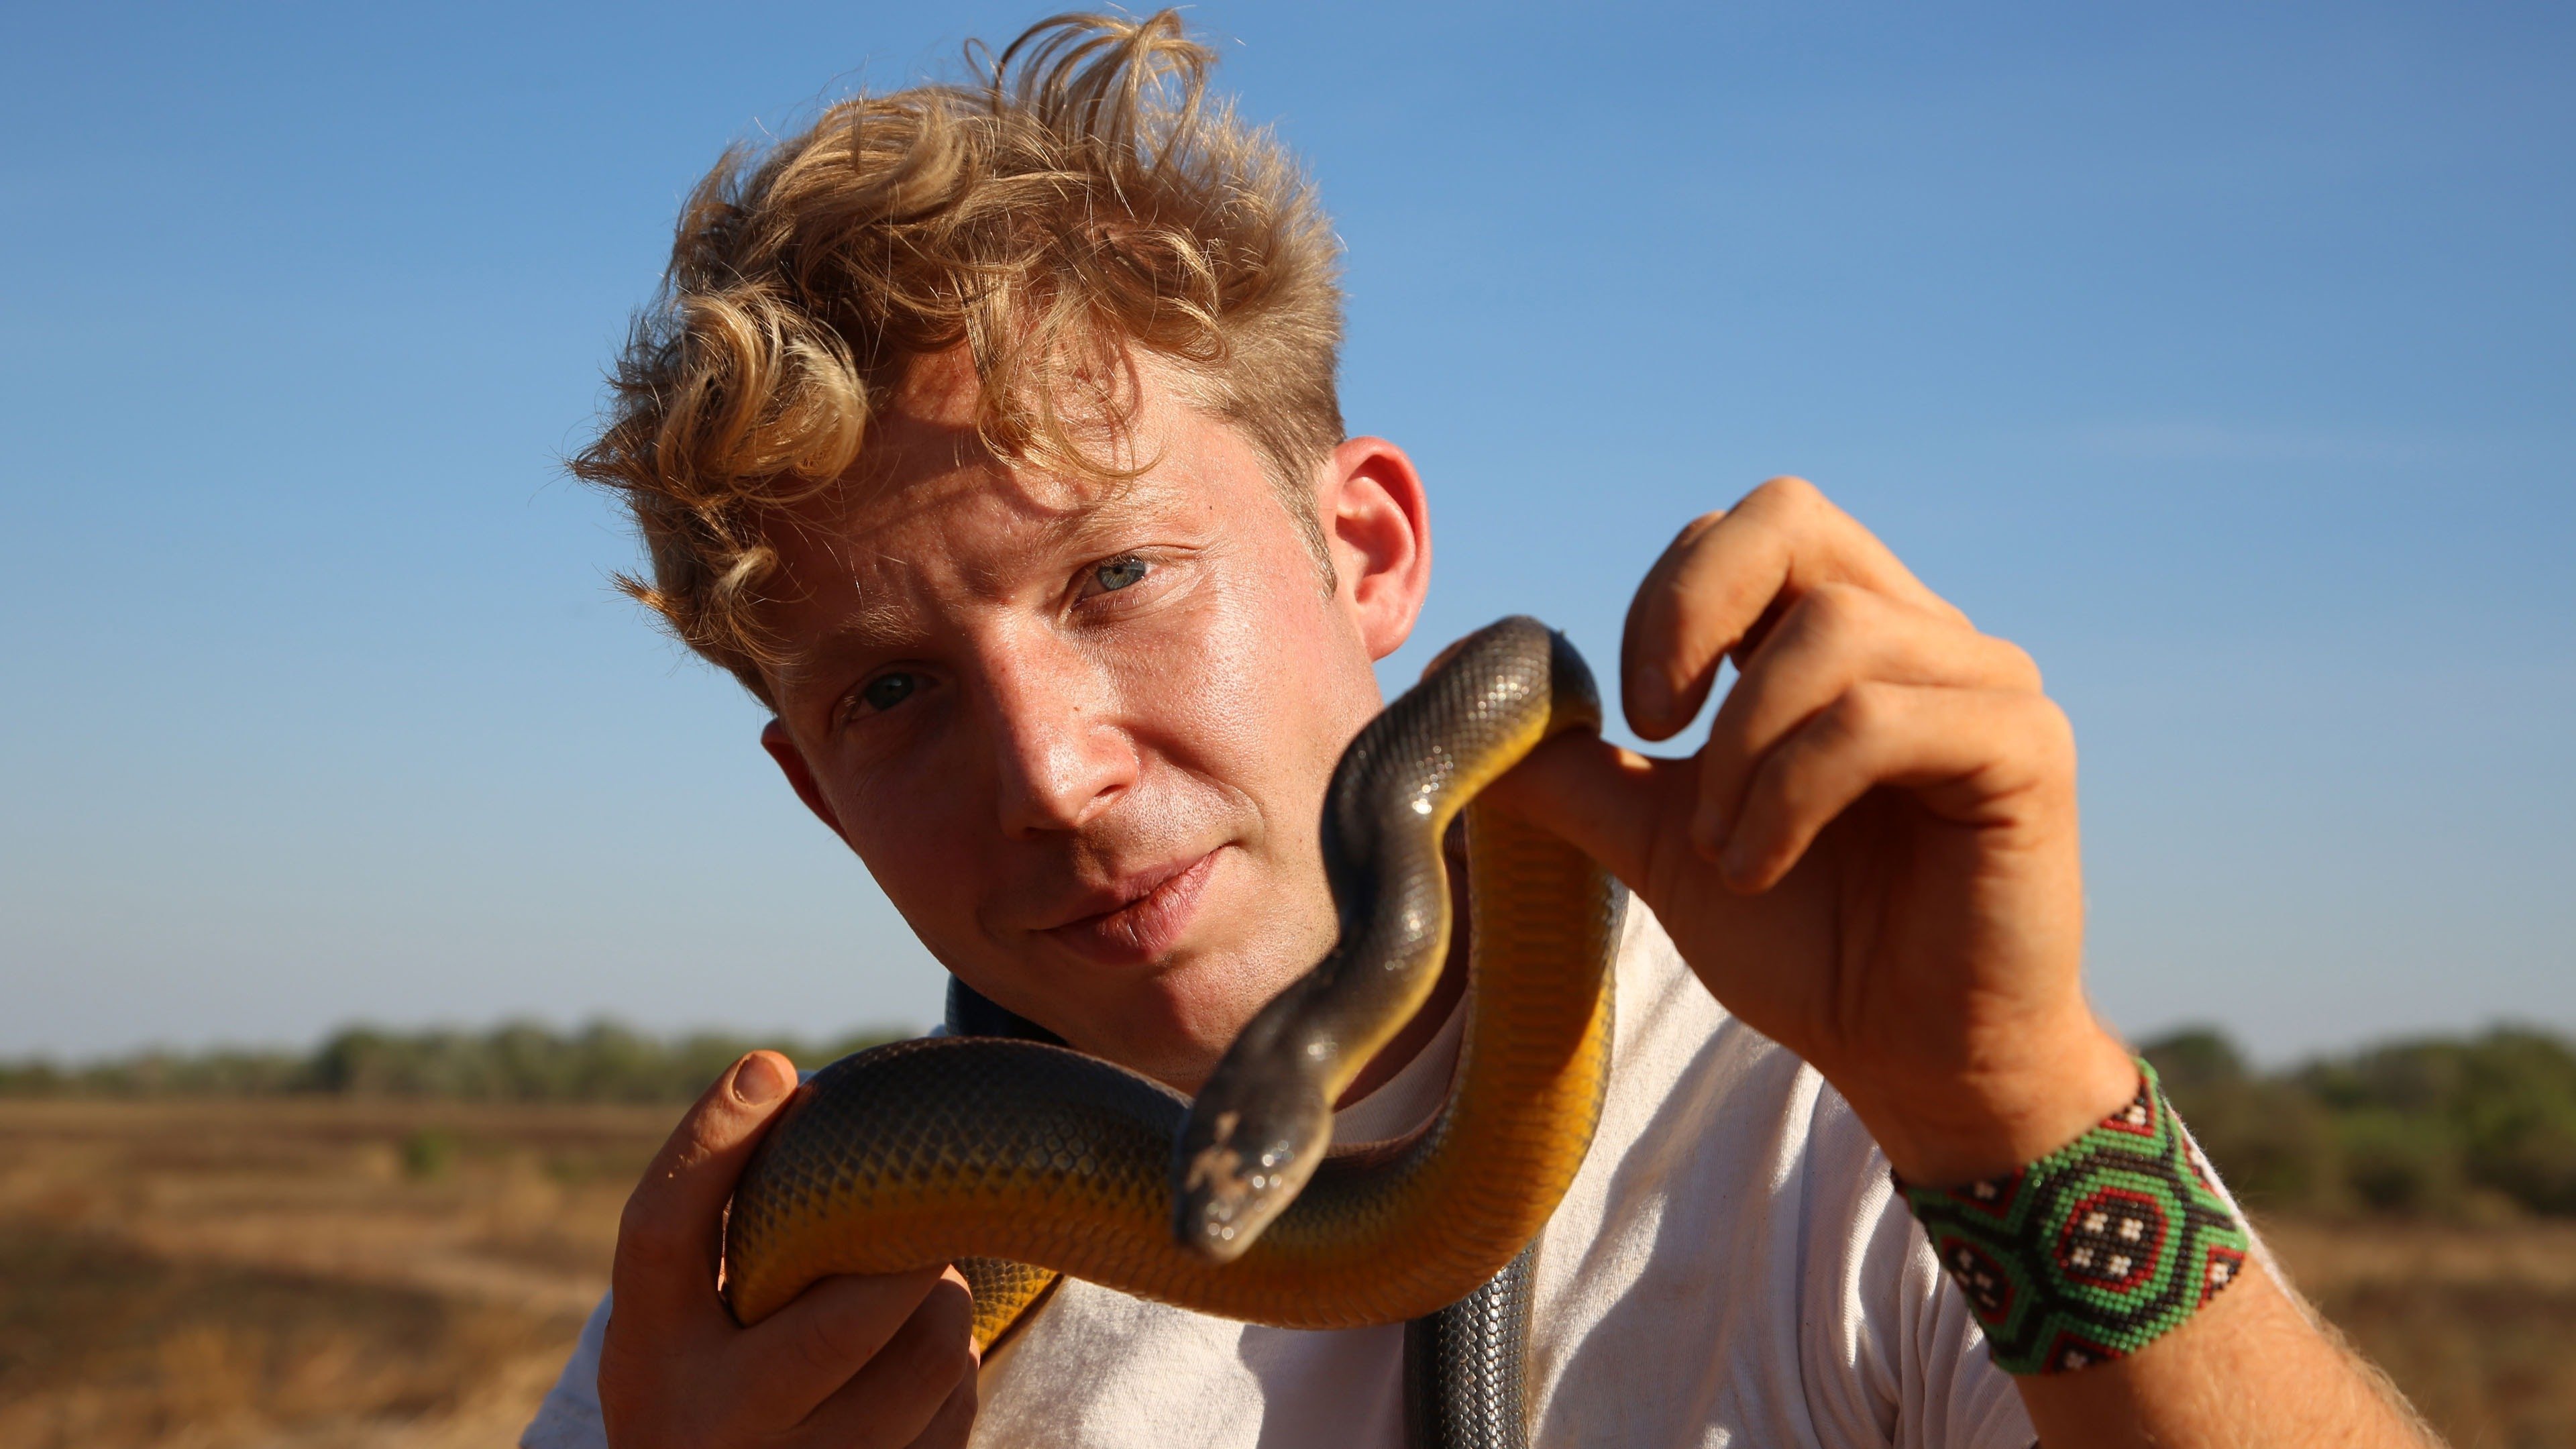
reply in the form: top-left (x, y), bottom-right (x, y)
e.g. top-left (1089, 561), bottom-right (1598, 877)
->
top-left (2018, 1258), bottom-right (2435, 1446)
top-left (1492, 477), bottom-right (2432, 1447)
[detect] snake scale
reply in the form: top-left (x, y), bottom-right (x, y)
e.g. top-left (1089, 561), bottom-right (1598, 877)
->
top-left (723, 617), bottom-right (1627, 1448)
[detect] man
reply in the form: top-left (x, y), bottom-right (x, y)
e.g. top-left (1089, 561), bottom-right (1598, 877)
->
top-left (525, 12), bottom-right (2432, 1448)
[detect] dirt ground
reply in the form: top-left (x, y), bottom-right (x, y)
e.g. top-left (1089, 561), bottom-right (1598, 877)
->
top-left (2, 1100), bottom-right (2569, 1448)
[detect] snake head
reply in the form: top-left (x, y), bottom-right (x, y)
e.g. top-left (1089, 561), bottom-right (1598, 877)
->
top-left (1171, 1060), bottom-right (1332, 1263)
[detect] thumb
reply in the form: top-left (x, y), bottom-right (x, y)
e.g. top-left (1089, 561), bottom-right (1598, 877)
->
top-left (613, 1049), bottom-right (800, 1322)
top-left (1480, 731), bottom-right (1693, 894)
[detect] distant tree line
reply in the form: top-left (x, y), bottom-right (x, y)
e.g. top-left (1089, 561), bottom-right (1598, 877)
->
top-left (2144, 1026), bottom-right (2576, 1219)
top-left (7, 1018), bottom-right (2573, 1218)
top-left (0, 1020), bottom-right (903, 1104)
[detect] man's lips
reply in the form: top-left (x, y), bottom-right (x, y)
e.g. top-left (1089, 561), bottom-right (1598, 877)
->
top-left (1040, 850), bottom-right (1224, 965)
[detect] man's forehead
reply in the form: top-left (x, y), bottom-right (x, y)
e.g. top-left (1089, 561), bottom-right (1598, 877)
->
top-left (870, 344), bottom-right (1185, 477)
top-left (753, 438), bottom-right (1208, 700)
top-left (885, 343), bottom-right (986, 429)
top-left (795, 345), bottom-right (1226, 566)
top-left (777, 462), bottom-right (1164, 593)
top-left (751, 344), bottom-right (1250, 688)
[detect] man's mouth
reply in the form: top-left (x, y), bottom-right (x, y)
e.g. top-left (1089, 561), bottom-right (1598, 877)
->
top-left (1040, 849), bottom-right (1224, 965)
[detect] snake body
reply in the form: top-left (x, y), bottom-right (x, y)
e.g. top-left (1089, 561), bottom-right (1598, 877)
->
top-left (723, 618), bottom-right (1625, 1441)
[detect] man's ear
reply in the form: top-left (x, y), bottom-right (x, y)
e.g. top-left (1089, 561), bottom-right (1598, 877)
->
top-left (1316, 435), bottom-right (1432, 662)
top-left (760, 719), bottom-right (848, 841)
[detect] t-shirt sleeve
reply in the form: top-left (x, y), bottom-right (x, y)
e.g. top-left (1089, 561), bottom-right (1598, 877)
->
top-left (521, 1291), bottom-right (613, 1449)
top-left (1796, 1089), bottom-right (2037, 1449)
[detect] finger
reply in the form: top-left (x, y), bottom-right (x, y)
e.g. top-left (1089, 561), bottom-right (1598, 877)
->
top-left (1622, 478), bottom-right (1960, 741)
top-left (908, 1371), bottom-right (979, 1449)
top-left (788, 1271), bottom-right (979, 1449)
top-left (735, 1265), bottom-right (951, 1421)
top-left (1479, 730), bottom-right (1697, 896)
top-left (1719, 682), bottom-right (2073, 892)
top-left (612, 1050), bottom-right (800, 1325)
top-left (1693, 584), bottom-right (2041, 856)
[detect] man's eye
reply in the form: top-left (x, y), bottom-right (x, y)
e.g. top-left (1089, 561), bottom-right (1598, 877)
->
top-left (1094, 555), bottom-right (1149, 592)
top-left (858, 672), bottom-right (918, 714)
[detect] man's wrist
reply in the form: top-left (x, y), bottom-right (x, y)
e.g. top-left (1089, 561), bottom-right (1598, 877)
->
top-left (1841, 1018), bottom-right (2141, 1189)
top-left (1895, 1057), bottom-right (2255, 1375)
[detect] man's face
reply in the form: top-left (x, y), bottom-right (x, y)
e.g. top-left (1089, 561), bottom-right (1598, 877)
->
top-left (755, 352), bottom-right (1421, 1089)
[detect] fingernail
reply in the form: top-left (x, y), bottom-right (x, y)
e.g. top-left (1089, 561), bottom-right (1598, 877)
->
top-left (734, 1053), bottom-right (792, 1106)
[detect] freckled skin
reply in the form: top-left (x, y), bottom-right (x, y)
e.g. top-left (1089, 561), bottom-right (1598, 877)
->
top-left (754, 350), bottom-right (1413, 1091)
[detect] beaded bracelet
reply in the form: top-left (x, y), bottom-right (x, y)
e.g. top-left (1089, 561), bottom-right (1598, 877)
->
top-left (1894, 1059), bottom-right (2251, 1376)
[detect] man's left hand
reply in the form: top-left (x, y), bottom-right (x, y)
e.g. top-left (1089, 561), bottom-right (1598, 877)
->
top-left (1488, 476), bottom-right (2137, 1186)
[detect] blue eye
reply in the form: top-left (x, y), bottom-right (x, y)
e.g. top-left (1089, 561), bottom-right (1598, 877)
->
top-left (1095, 555), bottom-right (1148, 592)
top-left (859, 672), bottom-right (918, 713)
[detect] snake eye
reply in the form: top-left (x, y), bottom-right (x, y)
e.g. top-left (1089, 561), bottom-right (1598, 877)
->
top-left (1093, 555), bottom-right (1148, 592)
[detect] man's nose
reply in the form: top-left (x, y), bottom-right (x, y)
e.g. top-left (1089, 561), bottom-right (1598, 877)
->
top-left (979, 637), bottom-right (1138, 837)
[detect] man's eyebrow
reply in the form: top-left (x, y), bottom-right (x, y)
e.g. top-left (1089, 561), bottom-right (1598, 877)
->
top-left (777, 596), bottom-right (918, 690)
top-left (1040, 473), bottom-right (1183, 549)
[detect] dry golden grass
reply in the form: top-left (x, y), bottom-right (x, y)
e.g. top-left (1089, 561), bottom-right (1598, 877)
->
top-left (3, 1099), bottom-right (2571, 1447)
top-left (2263, 1216), bottom-right (2576, 1448)
top-left (0, 1098), bottom-right (676, 1449)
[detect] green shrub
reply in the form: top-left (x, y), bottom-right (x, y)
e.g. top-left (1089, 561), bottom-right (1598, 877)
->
top-left (2146, 1030), bottom-right (2341, 1212)
top-left (1, 1020), bottom-right (904, 1105)
top-left (2334, 1110), bottom-right (2465, 1214)
top-left (2143, 1024), bottom-right (2576, 1220)
top-left (399, 1127), bottom-right (460, 1180)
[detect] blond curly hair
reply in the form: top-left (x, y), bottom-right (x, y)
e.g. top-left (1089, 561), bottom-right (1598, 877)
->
top-left (573, 11), bottom-right (1346, 700)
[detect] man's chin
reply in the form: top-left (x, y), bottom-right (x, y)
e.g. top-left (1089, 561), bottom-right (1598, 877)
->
top-left (1018, 940), bottom-right (1306, 1090)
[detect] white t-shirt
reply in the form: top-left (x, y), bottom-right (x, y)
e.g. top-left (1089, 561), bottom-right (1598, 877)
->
top-left (524, 905), bottom-right (2037, 1448)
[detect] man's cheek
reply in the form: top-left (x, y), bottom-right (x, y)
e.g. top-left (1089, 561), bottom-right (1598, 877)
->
top-left (851, 818), bottom-right (974, 934)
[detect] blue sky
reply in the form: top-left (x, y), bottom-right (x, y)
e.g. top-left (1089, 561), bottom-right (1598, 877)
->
top-left (2, 1), bottom-right (2569, 1062)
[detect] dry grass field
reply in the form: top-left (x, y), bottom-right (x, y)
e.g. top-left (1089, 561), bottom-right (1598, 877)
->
top-left (0, 1098), bottom-right (669, 1449)
top-left (2, 1099), bottom-right (2571, 1448)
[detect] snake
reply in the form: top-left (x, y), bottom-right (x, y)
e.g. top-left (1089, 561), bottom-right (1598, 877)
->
top-left (722, 616), bottom-right (1627, 1448)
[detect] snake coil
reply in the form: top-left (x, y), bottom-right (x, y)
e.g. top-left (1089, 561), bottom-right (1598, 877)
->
top-left (724, 617), bottom-right (1625, 1447)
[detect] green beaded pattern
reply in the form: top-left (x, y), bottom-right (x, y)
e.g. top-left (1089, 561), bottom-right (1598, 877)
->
top-left (1896, 1059), bottom-right (2250, 1376)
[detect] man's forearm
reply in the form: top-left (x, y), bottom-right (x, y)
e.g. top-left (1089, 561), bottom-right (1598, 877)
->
top-left (2014, 1252), bottom-right (2435, 1448)
top-left (1882, 1043), bottom-right (2440, 1446)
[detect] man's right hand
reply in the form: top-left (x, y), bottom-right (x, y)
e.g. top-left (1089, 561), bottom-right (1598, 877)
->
top-left (599, 1050), bottom-right (979, 1449)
